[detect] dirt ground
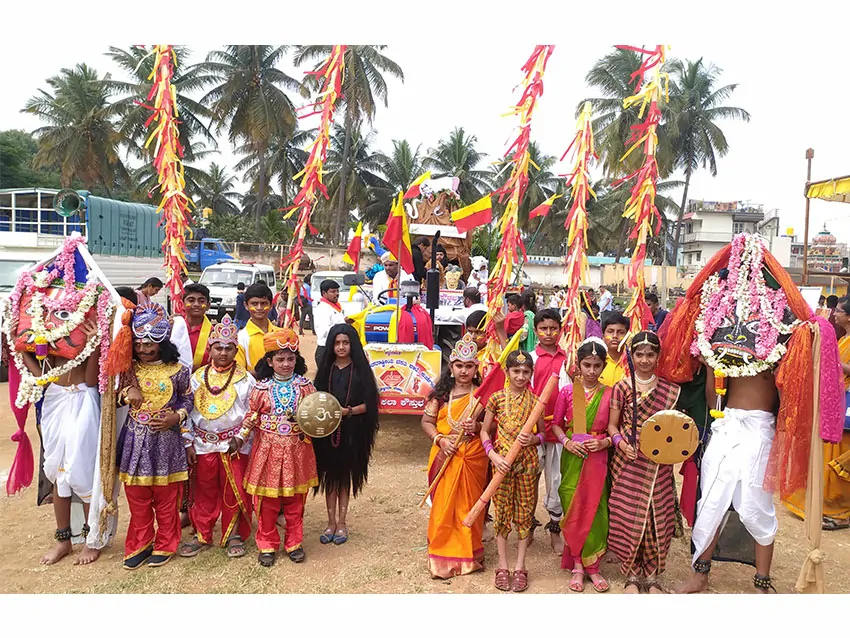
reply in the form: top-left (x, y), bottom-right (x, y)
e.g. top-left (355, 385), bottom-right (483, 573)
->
top-left (2, 333), bottom-right (850, 594)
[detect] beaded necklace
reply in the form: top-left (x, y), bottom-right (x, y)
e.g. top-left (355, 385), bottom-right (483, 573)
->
top-left (203, 362), bottom-right (237, 396)
top-left (271, 374), bottom-right (297, 417)
top-left (446, 386), bottom-right (473, 431)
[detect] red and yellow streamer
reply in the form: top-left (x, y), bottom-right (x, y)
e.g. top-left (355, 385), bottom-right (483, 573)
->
top-left (559, 101), bottom-right (596, 372)
top-left (614, 44), bottom-right (668, 336)
top-left (483, 45), bottom-right (555, 367)
top-left (280, 45), bottom-right (347, 329)
top-left (141, 45), bottom-right (193, 316)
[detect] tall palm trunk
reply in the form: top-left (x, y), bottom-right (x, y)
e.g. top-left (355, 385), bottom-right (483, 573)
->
top-left (671, 162), bottom-right (693, 267)
top-left (334, 115), bottom-right (353, 245)
top-left (255, 145), bottom-right (266, 235)
top-left (615, 222), bottom-right (629, 264)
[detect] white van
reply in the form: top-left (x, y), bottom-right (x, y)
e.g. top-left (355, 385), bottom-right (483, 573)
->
top-left (199, 261), bottom-right (277, 320)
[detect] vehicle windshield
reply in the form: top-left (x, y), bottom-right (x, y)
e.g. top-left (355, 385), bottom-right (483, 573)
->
top-left (311, 274), bottom-right (357, 301)
top-left (199, 268), bottom-right (254, 288)
top-left (0, 260), bottom-right (37, 291)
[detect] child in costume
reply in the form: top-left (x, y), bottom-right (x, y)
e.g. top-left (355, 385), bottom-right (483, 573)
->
top-left (480, 350), bottom-right (546, 593)
top-left (239, 328), bottom-right (318, 567)
top-left (180, 314), bottom-right (256, 559)
top-left (421, 332), bottom-right (487, 579)
top-left (118, 302), bottom-right (193, 569)
top-left (550, 337), bottom-right (613, 593)
top-left (314, 324), bottom-right (380, 546)
top-left (606, 331), bottom-right (680, 594)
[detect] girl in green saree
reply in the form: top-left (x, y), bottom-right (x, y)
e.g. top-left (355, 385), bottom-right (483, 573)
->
top-left (550, 337), bottom-right (613, 593)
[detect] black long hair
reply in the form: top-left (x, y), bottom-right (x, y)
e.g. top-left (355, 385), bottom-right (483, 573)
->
top-left (315, 324), bottom-right (379, 426)
top-left (133, 337), bottom-right (181, 364)
top-left (576, 339), bottom-right (606, 363)
top-left (255, 349), bottom-right (308, 380)
top-left (429, 358), bottom-right (483, 404)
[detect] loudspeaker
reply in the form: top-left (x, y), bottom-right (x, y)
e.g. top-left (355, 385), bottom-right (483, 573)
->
top-left (425, 270), bottom-right (440, 310)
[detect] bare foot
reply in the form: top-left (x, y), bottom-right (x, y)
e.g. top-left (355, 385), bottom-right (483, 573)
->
top-left (180, 512), bottom-right (191, 529)
top-left (675, 572), bottom-right (709, 594)
top-left (647, 582), bottom-right (666, 594)
top-left (74, 546), bottom-right (101, 565)
top-left (624, 582), bottom-right (640, 594)
top-left (40, 540), bottom-right (72, 565)
top-left (549, 532), bottom-right (563, 556)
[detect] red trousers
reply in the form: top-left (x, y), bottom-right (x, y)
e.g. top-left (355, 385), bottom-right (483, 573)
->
top-left (189, 452), bottom-right (253, 546)
top-left (255, 493), bottom-right (306, 553)
top-left (124, 482), bottom-right (183, 559)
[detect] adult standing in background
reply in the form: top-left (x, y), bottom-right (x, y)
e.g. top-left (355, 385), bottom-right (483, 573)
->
top-left (299, 275), bottom-right (314, 336)
top-left (234, 282), bottom-right (249, 329)
top-left (598, 286), bottom-right (614, 316)
top-left (646, 292), bottom-right (668, 332)
top-left (313, 279), bottom-right (347, 365)
top-left (136, 277), bottom-right (163, 306)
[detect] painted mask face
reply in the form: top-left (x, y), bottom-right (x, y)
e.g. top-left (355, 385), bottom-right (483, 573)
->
top-left (709, 303), bottom-right (796, 367)
top-left (15, 284), bottom-right (98, 360)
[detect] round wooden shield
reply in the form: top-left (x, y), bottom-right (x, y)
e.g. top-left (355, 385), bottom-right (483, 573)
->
top-left (640, 410), bottom-right (698, 465)
top-left (296, 392), bottom-right (343, 438)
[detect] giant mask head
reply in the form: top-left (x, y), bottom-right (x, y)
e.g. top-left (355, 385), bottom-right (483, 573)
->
top-left (691, 233), bottom-right (799, 377)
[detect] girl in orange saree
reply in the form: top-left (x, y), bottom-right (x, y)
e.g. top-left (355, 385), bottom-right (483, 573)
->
top-left (421, 333), bottom-right (488, 579)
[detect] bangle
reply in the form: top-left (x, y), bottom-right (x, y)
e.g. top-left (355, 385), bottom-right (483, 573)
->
top-left (557, 433), bottom-right (568, 447)
top-left (483, 440), bottom-right (494, 455)
top-left (536, 432), bottom-right (545, 445)
top-left (612, 433), bottom-right (623, 448)
top-left (433, 434), bottom-right (444, 446)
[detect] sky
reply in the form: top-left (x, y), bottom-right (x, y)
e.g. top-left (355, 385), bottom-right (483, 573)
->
top-left (2, 0), bottom-right (849, 244)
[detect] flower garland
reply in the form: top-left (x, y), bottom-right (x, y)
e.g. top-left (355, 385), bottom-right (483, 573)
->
top-left (691, 234), bottom-right (798, 378)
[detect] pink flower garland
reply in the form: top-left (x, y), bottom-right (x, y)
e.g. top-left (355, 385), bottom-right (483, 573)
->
top-left (96, 291), bottom-right (113, 393)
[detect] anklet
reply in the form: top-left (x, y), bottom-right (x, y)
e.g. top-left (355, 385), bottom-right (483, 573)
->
top-left (694, 558), bottom-right (711, 574)
top-left (753, 573), bottom-right (776, 592)
top-left (54, 527), bottom-right (72, 542)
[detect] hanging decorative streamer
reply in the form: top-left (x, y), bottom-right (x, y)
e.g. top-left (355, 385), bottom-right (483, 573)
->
top-left (483, 45), bottom-right (555, 368)
top-left (140, 45), bottom-right (193, 317)
top-left (280, 45), bottom-right (347, 329)
top-left (613, 44), bottom-right (668, 336)
top-left (559, 101), bottom-right (596, 373)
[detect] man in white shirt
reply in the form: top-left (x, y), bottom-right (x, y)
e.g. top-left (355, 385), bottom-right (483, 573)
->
top-left (598, 285), bottom-right (614, 315)
top-left (433, 286), bottom-right (487, 325)
top-left (370, 252), bottom-right (413, 304)
top-left (313, 278), bottom-right (347, 365)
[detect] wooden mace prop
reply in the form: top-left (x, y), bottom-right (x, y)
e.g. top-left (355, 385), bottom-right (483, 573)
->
top-left (462, 371), bottom-right (560, 527)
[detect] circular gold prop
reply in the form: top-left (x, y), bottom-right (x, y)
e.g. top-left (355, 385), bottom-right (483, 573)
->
top-left (640, 410), bottom-right (698, 465)
top-left (296, 391), bottom-right (343, 438)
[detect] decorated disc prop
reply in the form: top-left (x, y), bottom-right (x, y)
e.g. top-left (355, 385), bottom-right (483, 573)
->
top-left (296, 391), bottom-right (343, 438)
top-left (640, 410), bottom-right (698, 465)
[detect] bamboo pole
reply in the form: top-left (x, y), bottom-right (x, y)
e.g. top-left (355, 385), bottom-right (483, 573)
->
top-left (462, 371), bottom-right (560, 527)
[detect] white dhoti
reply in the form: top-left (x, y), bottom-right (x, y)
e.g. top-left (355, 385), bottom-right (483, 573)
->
top-left (41, 383), bottom-right (101, 504)
top-left (538, 442), bottom-right (563, 519)
top-left (691, 408), bottom-right (778, 564)
top-left (82, 403), bottom-right (127, 550)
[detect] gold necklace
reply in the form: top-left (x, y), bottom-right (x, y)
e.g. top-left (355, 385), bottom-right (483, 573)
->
top-left (503, 387), bottom-right (525, 432)
top-left (446, 389), bottom-right (472, 431)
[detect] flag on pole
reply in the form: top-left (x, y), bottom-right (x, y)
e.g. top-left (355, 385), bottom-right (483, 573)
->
top-left (343, 222), bottom-right (363, 269)
top-left (473, 325), bottom-right (526, 406)
top-left (451, 195), bottom-right (493, 233)
top-left (382, 194), bottom-right (415, 274)
top-left (528, 193), bottom-right (562, 220)
top-left (403, 171), bottom-right (432, 200)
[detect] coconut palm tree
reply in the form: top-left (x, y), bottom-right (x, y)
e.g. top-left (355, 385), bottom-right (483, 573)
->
top-left (364, 139), bottom-right (424, 221)
top-left (491, 141), bottom-right (561, 233)
top-left (22, 63), bottom-right (130, 194)
top-left (195, 46), bottom-right (304, 231)
top-left (667, 58), bottom-right (751, 260)
top-left (424, 127), bottom-right (493, 204)
top-left (103, 46), bottom-right (217, 163)
top-left (198, 162), bottom-right (242, 215)
top-left (234, 128), bottom-right (312, 205)
top-left (293, 45), bottom-right (404, 244)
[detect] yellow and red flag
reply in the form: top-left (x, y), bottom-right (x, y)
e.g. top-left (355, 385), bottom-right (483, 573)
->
top-left (403, 171), bottom-right (432, 200)
top-left (382, 193), bottom-right (415, 274)
top-left (528, 193), bottom-right (562, 220)
top-left (451, 195), bottom-right (493, 233)
top-left (343, 222), bottom-right (363, 269)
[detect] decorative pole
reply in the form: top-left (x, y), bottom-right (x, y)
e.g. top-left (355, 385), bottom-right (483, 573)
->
top-left (280, 45), bottom-right (347, 329)
top-left (483, 44), bottom-right (555, 369)
top-left (142, 45), bottom-right (193, 316)
top-left (614, 44), bottom-right (669, 337)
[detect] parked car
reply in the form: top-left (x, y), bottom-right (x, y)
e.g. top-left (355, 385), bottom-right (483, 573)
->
top-left (199, 261), bottom-right (277, 320)
top-left (311, 270), bottom-right (368, 316)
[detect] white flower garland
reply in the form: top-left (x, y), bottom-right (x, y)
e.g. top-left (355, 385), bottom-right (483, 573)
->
top-left (25, 283), bottom-right (100, 345)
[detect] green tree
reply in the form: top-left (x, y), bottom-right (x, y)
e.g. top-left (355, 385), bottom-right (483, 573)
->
top-left (0, 129), bottom-right (63, 189)
top-left (234, 128), bottom-right (311, 205)
top-left (667, 58), bottom-right (751, 260)
top-left (103, 46), bottom-right (217, 163)
top-left (293, 45), bottom-right (404, 245)
top-left (196, 162), bottom-right (242, 215)
top-left (206, 210), bottom-right (257, 243)
top-left (424, 127), bottom-right (493, 204)
top-left (366, 139), bottom-right (423, 220)
top-left (22, 63), bottom-right (130, 194)
top-left (196, 46), bottom-right (303, 231)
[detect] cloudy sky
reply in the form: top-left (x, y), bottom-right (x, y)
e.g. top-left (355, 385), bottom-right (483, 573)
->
top-left (3, 1), bottom-right (849, 243)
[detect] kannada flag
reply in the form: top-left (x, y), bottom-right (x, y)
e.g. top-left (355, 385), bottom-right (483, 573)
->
top-left (382, 194), bottom-right (415, 275)
top-left (528, 193), bottom-right (562, 220)
top-left (403, 171), bottom-right (432, 200)
top-left (343, 222), bottom-right (363, 269)
top-left (451, 194), bottom-right (492, 233)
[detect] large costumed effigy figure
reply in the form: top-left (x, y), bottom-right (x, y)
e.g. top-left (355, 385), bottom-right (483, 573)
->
top-left (659, 232), bottom-right (843, 593)
top-left (1, 233), bottom-right (132, 562)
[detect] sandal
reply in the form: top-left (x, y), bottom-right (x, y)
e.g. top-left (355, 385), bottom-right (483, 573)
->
top-left (644, 580), bottom-right (665, 594)
top-left (226, 536), bottom-right (246, 558)
top-left (319, 529), bottom-right (336, 544)
top-left (569, 569), bottom-right (585, 592)
top-left (589, 573), bottom-right (610, 593)
top-left (258, 552), bottom-right (276, 568)
top-left (624, 578), bottom-right (641, 593)
top-left (178, 537), bottom-right (209, 558)
top-left (511, 569), bottom-right (529, 592)
top-left (333, 526), bottom-right (348, 545)
top-left (822, 517), bottom-right (850, 531)
top-left (494, 568), bottom-right (511, 591)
